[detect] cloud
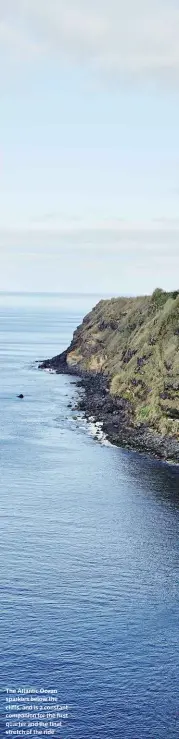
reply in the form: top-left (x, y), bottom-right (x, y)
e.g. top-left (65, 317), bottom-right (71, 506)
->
top-left (0, 222), bottom-right (178, 293)
top-left (0, 18), bottom-right (40, 57)
top-left (1, 220), bottom-right (179, 254)
top-left (1, 0), bottom-right (179, 83)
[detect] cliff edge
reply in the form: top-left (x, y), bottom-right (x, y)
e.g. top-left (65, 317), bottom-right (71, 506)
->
top-left (39, 288), bottom-right (179, 462)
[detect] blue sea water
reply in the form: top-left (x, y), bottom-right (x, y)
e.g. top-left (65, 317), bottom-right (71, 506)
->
top-left (0, 292), bottom-right (179, 739)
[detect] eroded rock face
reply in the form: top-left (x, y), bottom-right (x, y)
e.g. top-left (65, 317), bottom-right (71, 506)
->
top-left (38, 289), bottom-right (179, 463)
top-left (39, 349), bottom-right (68, 373)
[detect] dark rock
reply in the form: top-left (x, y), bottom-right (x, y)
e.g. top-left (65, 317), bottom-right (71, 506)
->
top-left (137, 354), bottom-right (151, 369)
top-left (122, 348), bottom-right (137, 364)
top-left (149, 336), bottom-right (156, 345)
top-left (38, 348), bottom-right (68, 373)
top-left (38, 346), bottom-right (179, 464)
top-left (109, 320), bottom-right (118, 330)
top-left (99, 319), bottom-right (118, 331)
top-left (165, 381), bottom-right (179, 391)
top-left (164, 407), bottom-right (179, 420)
top-left (17, 394), bottom-right (24, 399)
top-left (164, 361), bottom-right (172, 371)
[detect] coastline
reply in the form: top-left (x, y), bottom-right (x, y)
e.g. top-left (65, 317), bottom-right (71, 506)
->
top-left (39, 356), bottom-right (179, 466)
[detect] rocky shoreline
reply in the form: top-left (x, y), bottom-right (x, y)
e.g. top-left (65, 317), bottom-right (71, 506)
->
top-left (39, 354), bottom-right (179, 465)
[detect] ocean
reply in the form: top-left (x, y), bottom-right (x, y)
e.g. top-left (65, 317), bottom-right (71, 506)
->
top-left (0, 292), bottom-right (179, 739)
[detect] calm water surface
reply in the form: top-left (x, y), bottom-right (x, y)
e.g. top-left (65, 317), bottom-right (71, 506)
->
top-left (0, 293), bottom-right (179, 739)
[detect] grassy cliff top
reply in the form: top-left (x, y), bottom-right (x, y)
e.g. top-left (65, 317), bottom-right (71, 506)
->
top-left (66, 288), bottom-right (179, 438)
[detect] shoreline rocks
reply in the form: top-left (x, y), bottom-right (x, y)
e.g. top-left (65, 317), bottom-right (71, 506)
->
top-left (39, 356), bottom-right (179, 464)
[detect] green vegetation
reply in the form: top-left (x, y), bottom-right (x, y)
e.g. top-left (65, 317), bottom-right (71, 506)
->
top-left (137, 406), bottom-right (151, 420)
top-left (66, 289), bottom-right (179, 439)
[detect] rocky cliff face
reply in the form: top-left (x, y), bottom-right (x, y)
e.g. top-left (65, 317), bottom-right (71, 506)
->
top-left (39, 289), bottom-right (179, 462)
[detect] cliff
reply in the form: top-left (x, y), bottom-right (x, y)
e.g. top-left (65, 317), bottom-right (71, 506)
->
top-left (39, 288), bottom-right (179, 462)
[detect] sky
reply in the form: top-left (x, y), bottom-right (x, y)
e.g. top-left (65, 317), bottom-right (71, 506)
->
top-left (0, 0), bottom-right (179, 294)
